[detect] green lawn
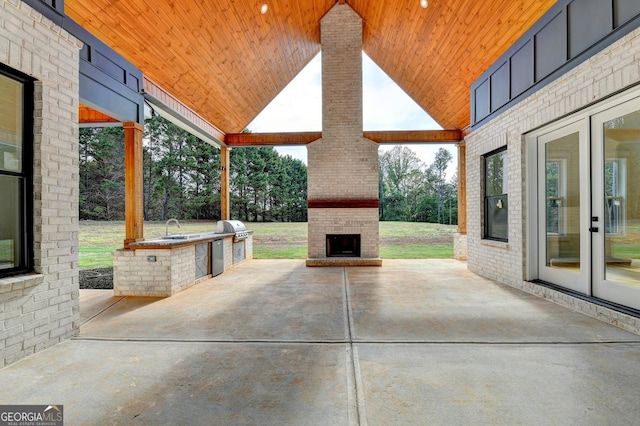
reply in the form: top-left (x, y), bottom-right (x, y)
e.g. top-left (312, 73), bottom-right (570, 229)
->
top-left (253, 246), bottom-right (308, 259)
top-left (380, 244), bottom-right (452, 259)
top-left (79, 247), bottom-right (118, 268)
top-left (78, 220), bottom-right (457, 268)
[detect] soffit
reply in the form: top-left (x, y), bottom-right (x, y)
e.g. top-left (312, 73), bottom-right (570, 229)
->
top-left (65, 0), bottom-right (556, 133)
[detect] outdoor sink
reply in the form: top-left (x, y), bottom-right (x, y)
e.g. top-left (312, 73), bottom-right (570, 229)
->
top-left (160, 232), bottom-right (219, 241)
top-left (162, 234), bottom-right (199, 240)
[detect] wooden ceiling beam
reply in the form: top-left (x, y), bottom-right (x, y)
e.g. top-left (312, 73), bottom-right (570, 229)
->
top-left (225, 132), bottom-right (323, 146)
top-left (364, 130), bottom-right (462, 144)
top-left (225, 130), bottom-right (462, 146)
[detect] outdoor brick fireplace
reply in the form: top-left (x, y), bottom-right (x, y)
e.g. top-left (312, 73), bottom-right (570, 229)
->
top-left (306, 4), bottom-right (381, 266)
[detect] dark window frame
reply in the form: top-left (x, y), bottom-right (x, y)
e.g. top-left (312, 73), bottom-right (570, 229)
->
top-left (483, 146), bottom-right (508, 242)
top-left (0, 64), bottom-right (34, 279)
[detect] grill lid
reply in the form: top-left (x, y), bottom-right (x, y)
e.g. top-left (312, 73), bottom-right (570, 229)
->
top-left (215, 220), bottom-right (246, 234)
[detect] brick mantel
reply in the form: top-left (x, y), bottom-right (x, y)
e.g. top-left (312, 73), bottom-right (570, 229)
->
top-left (307, 199), bottom-right (380, 209)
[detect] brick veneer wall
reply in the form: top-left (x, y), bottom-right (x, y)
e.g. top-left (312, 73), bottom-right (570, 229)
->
top-left (0, 0), bottom-right (82, 366)
top-left (307, 4), bottom-right (379, 261)
top-left (114, 247), bottom-right (195, 297)
top-left (466, 28), bottom-right (640, 296)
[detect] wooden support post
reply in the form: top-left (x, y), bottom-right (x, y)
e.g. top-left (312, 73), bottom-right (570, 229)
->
top-left (123, 122), bottom-right (144, 248)
top-left (457, 142), bottom-right (467, 234)
top-left (220, 145), bottom-right (230, 220)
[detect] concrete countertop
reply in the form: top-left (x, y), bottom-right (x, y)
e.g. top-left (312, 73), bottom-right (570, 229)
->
top-left (129, 231), bottom-right (240, 249)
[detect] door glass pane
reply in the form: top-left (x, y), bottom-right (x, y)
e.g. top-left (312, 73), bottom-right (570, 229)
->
top-left (0, 74), bottom-right (23, 173)
top-left (602, 110), bottom-right (640, 287)
top-left (0, 175), bottom-right (22, 270)
top-left (545, 132), bottom-right (581, 271)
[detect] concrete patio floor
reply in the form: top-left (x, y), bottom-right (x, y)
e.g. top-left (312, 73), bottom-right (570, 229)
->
top-left (2, 259), bottom-right (640, 425)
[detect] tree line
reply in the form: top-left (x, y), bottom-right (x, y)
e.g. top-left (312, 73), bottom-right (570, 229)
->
top-left (79, 115), bottom-right (456, 224)
top-left (379, 146), bottom-right (458, 224)
top-left (79, 115), bottom-right (307, 222)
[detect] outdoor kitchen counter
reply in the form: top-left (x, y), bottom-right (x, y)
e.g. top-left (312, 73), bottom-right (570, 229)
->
top-left (113, 231), bottom-right (253, 297)
top-left (128, 232), bottom-right (235, 249)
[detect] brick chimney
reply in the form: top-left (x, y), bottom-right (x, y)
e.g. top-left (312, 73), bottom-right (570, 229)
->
top-left (306, 3), bottom-right (381, 266)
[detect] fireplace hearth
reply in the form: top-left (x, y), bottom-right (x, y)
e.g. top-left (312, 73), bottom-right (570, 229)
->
top-left (326, 234), bottom-right (361, 257)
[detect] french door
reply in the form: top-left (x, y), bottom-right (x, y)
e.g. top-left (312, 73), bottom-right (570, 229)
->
top-left (537, 120), bottom-right (590, 294)
top-left (533, 96), bottom-right (640, 310)
top-left (591, 99), bottom-right (640, 308)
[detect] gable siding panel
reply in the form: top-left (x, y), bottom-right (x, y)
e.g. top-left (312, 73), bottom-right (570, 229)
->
top-left (510, 40), bottom-right (535, 98)
top-left (614, 0), bottom-right (640, 28)
top-left (534, 11), bottom-right (567, 82)
top-left (568, 0), bottom-right (612, 59)
top-left (491, 62), bottom-right (510, 112)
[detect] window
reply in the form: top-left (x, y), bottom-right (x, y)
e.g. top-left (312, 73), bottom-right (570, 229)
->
top-left (483, 146), bottom-right (508, 241)
top-left (0, 66), bottom-right (33, 278)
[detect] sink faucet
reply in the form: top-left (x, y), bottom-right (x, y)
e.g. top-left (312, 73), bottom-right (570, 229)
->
top-left (165, 218), bottom-right (181, 236)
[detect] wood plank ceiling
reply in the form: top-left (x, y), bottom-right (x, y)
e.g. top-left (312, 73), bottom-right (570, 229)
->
top-left (65, 0), bottom-right (556, 134)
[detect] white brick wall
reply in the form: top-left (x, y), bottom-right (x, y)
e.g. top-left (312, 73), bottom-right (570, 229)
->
top-left (114, 245), bottom-right (199, 297)
top-left (307, 4), bottom-right (380, 261)
top-left (114, 248), bottom-right (182, 297)
top-left (465, 27), bottom-right (640, 288)
top-left (0, 0), bottom-right (82, 367)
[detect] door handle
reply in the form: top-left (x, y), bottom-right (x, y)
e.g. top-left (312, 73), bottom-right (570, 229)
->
top-left (589, 227), bottom-right (599, 232)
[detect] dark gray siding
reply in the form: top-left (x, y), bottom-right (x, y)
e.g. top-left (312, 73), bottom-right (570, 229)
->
top-left (471, 0), bottom-right (640, 129)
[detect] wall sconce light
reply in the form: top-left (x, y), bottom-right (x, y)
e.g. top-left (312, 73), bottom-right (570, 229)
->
top-left (420, 0), bottom-right (428, 8)
top-left (260, 4), bottom-right (268, 14)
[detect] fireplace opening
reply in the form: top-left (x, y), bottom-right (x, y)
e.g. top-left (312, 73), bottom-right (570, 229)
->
top-left (326, 234), bottom-right (361, 257)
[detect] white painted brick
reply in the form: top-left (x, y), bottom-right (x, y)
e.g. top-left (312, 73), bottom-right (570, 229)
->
top-left (1, 0), bottom-right (80, 366)
top-left (3, 342), bottom-right (26, 357)
top-left (24, 316), bottom-right (49, 333)
top-left (4, 312), bottom-right (34, 329)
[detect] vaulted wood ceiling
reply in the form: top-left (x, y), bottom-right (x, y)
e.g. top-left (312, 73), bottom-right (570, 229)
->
top-left (65, 0), bottom-right (556, 134)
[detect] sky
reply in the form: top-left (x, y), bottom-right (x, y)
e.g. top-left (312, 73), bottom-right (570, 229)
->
top-left (247, 52), bottom-right (458, 179)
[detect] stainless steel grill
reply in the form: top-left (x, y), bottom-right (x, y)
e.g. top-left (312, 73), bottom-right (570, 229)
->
top-left (215, 220), bottom-right (249, 240)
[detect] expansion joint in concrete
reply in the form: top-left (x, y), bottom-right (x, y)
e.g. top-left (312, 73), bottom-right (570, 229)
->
top-left (342, 267), bottom-right (366, 425)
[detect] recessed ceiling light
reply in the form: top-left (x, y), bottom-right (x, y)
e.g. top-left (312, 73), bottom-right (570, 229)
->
top-left (420, 0), bottom-right (428, 8)
top-left (261, 4), bottom-right (268, 14)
